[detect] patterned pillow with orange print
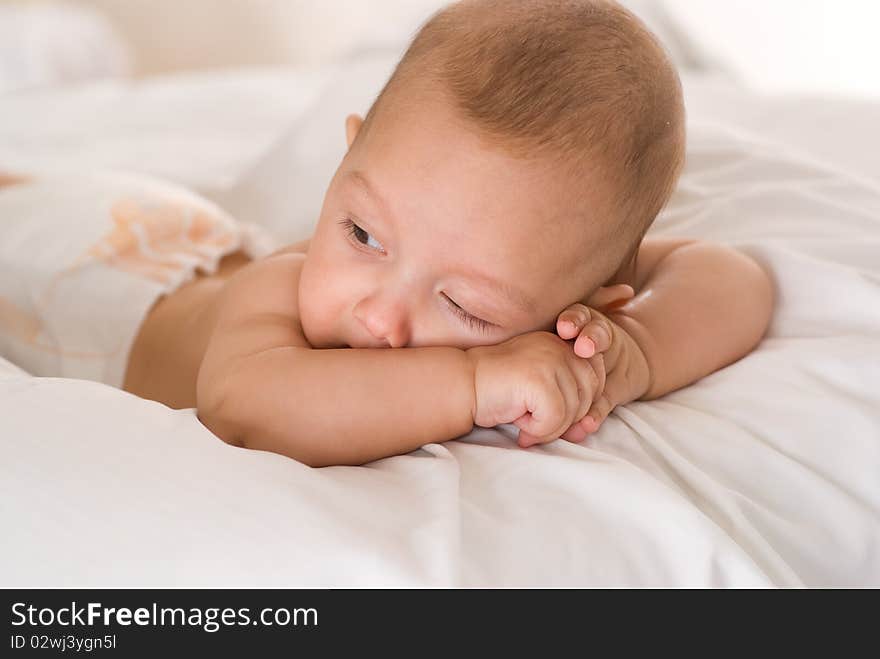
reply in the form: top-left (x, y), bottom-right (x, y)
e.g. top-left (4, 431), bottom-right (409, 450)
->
top-left (85, 197), bottom-right (239, 286)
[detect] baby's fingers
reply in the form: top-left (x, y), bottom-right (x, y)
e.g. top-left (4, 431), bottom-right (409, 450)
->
top-left (556, 304), bottom-right (588, 340)
top-left (556, 303), bottom-right (596, 341)
top-left (517, 429), bottom-right (543, 448)
top-left (560, 423), bottom-right (589, 443)
top-left (556, 304), bottom-right (613, 358)
top-left (560, 413), bottom-right (603, 444)
top-left (573, 318), bottom-right (613, 359)
top-left (583, 395), bottom-right (614, 434)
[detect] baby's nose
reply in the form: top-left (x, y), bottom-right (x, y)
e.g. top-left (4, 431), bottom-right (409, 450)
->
top-left (353, 295), bottom-right (410, 348)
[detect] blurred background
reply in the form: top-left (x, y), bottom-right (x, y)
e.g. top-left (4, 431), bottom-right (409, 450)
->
top-left (1, 0), bottom-right (878, 99)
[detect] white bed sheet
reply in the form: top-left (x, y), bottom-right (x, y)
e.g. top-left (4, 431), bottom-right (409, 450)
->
top-left (1, 68), bottom-right (878, 587)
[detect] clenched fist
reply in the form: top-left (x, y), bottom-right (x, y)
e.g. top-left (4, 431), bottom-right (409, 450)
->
top-left (465, 331), bottom-right (606, 448)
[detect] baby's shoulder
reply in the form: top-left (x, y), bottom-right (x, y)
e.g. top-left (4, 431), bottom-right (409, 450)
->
top-left (215, 249), bottom-right (306, 329)
top-left (608, 236), bottom-right (699, 291)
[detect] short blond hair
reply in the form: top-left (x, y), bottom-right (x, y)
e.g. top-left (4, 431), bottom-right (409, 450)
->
top-left (364, 0), bottom-right (686, 282)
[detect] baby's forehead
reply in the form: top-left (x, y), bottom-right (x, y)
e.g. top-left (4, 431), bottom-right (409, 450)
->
top-left (352, 97), bottom-right (619, 269)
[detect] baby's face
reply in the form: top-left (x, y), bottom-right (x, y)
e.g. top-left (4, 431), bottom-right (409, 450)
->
top-left (299, 96), bottom-right (608, 350)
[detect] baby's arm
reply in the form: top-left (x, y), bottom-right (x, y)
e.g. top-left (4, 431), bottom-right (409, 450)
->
top-left (196, 252), bottom-right (476, 467)
top-left (607, 237), bottom-right (774, 400)
top-left (559, 237), bottom-right (774, 432)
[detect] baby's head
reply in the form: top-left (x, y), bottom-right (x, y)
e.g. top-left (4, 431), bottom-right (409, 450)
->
top-left (299, 0), bottom-right (685, 349)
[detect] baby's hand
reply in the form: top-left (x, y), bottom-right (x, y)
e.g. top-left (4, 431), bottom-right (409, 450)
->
top-left (556, 284), bottom-right (635, 358)
top-left (555, 292), bottom-right (651, 436)
top-left (555, 303), bottom-right (616, 440)
top-left (466, 331), bottom-right (604, 448)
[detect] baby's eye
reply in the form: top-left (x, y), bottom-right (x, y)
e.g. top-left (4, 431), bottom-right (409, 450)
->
top-left (339, 217), bottom-right (384, 252)
top-left (443, 293), bottom-right (495, 334)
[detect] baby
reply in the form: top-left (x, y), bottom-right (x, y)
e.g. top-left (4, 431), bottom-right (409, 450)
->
top-left (1, 0), bottom-right (773, 466)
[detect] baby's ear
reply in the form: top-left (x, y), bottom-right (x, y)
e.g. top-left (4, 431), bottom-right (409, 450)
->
top-left (585, 283), bottom-right (635, 311)
top-left (345, 114), bottom-right (364, 150)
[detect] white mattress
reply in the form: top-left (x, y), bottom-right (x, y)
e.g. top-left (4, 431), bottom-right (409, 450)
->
top-left (1, 65), bottom-right (878, 587)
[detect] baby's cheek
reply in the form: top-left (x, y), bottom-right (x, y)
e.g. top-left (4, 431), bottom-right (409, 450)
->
top-left (306, 286), bottom-right (359, 349)
top-left (525, 311), bottom-right (560, 335)
top-left (298, 296), bottom-right (330, 344)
